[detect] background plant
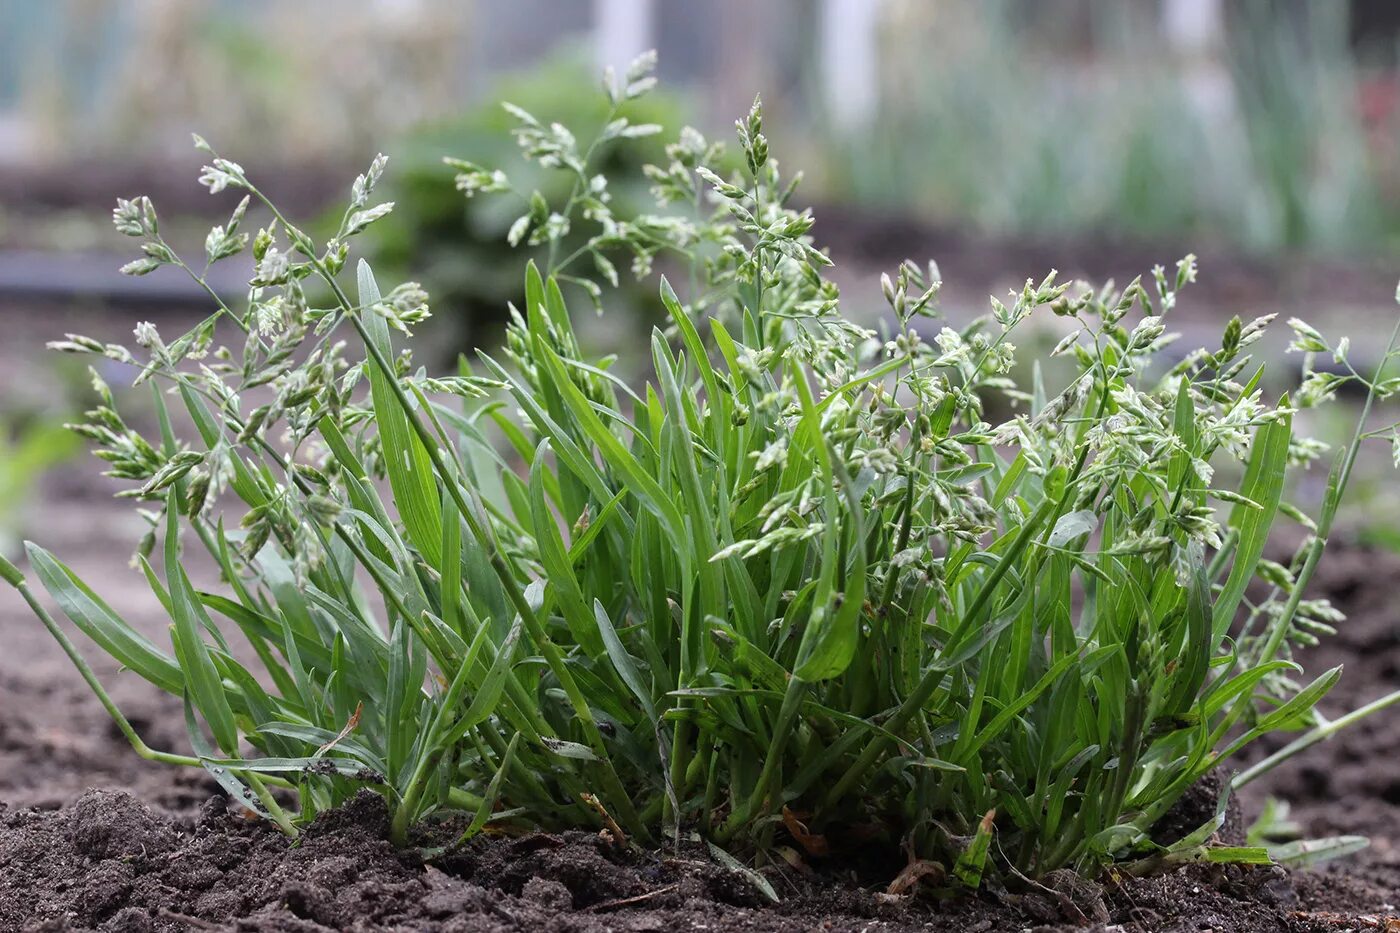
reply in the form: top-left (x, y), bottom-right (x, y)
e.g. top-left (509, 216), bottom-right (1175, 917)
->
top-left (827, 0), bottom-right (1384, 252)
top-left (5, 57), bottom-right (1400, 890)
top-left (368, 51), bottom-right (689, 348)
top-left (0, 414), bottom-right (80, 558)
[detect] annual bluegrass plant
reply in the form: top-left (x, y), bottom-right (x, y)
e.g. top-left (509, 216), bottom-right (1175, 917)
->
top-left (6, 55), bottom-right (1400, 888)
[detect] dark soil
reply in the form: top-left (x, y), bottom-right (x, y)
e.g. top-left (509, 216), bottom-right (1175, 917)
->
top-left (0, 789), bottom-right (1361, 933)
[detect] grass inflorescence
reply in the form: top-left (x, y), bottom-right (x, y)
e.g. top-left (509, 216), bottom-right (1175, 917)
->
top-left (6, 55), bottom-right (1400, 888)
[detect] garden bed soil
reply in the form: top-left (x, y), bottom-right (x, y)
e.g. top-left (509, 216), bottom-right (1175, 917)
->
top-left (0, 788), bottom-right (1358, 933)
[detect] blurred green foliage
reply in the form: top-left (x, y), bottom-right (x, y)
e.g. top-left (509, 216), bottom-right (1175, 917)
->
top-left (370, 54), bottom-right (690, 348)
top-left (0, 416), bottom-right (80, 557)
top-left (825, 1), bottom-right (1393, 253)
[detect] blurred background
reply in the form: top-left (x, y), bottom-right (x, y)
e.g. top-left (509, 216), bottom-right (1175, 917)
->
top-left (3, 0), bottom-right (1400, 562)
top-left (7, 0), bottom-right (1400, 247)
top-left (7, 0), bottom-right (1400, 301)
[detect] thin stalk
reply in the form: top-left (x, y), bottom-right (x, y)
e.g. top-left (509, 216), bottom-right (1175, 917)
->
top-left (1220, 314), bottom-right (1400, 739)
top-left (665, 717), bottom-right (691, 838)
top-left (245, 772), bottom-right (297, 835)
top-left (702, 747), bottom-right (721, 831)
top-left (877, 421), bottom-right (922, 614)
top-left (4, 571), bottom-right (202, 769)
top-left (719, 675), bottom-right (808, 841)
top-left (6, 563), bottom-right (307, 832)
top-left (1234, 687), bottom-right (1400, 787)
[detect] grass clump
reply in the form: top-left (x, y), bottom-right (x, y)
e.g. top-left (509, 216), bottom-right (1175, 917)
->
top-left (6, 56), bottom-right (1400, 888)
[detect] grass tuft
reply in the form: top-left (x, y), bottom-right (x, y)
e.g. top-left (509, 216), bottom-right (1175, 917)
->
top-left (8, 57), bottom-right (1400, 887)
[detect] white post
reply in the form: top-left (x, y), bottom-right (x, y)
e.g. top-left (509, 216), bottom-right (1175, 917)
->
top-left (595, 0), bottom-right (654, 76)
top-left (821, 0), bottom-right (884, 132)
top-left (1162, 0), bottom-right (1232, 125)
top-left (1162, 0), bottom-right (1224, 54)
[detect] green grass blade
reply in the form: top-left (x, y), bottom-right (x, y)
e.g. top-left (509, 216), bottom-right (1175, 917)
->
top-left (23, 542), bottom-right (184, 695)
top-left (164, 500), bottom-right (239, 754)
top-left (1212, 410), bottom-right (1290, 638)
top-left (359, 262), bottom-right (444, 567)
